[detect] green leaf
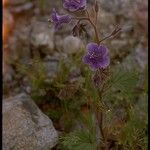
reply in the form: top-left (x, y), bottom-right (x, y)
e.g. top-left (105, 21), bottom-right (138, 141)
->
top-left (105, 65), bottom-right (139, 100)
top-left (60, 129), bottom-right (97, 150)
top-left (143, 64), bottom-right (148, 93)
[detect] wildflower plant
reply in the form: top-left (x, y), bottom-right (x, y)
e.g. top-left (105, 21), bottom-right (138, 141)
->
top-left (47, 0), bottom-right (147, 149)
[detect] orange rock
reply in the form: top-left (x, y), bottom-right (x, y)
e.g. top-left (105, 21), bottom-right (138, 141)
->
top-left (3, 9), bottom-right (14, 44)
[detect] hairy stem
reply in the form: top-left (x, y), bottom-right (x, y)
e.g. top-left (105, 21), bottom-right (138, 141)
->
top-left (99, 34), bottom-right (114, 43)
top-left (71, 9), bottom-right (100, 43)
top-left (99, 25), bottom-right (121, 44)
top-left (85, 9), bottom-right (100, 43)
top-left (94, 0), bottom-right (98, 25)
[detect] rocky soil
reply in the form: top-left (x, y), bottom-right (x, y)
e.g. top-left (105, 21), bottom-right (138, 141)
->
top-left (3, 0), bottom-right (148, 149)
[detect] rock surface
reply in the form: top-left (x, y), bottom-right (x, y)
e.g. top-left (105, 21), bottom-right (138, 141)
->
top-left (3, 93), bottom-right (58, 150)
top-left (30, 21), bottom-right (55, 55)
top-left (63, 36), bottom-right (84, 54)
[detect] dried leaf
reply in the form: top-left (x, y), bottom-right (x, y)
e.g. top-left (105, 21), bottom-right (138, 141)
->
top-left (58, 83), bottom-right (79, 100)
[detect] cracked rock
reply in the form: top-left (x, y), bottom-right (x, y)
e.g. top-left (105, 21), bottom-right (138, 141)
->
top-left (3, 93), bottom-right (58, 150)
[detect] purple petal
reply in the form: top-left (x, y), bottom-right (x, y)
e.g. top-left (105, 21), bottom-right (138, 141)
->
top-left (90, 62), bottom-right (100, 70)
top-left (59, 15), bottom-right (71, 23)
top-left (82, 55), bottom-right (91, 64)
top-left (98, 55), bottom-right (110, 68)
top-left (98, 45), bottom-right (109, 56)
top-left (51, 8), bottom-right (58, 22)
top-left (88, 57), bottom-right (100, 69)
top-left (82, 55), bottom-right (99, 70)
top-left (63, 1), bottom-right (79, 11)
top-left (83, 42), bottom-right (110, 70)
top-left (80, 0), bottom-right (86, 8)
top-left (86, 42), bottom-right (99, 54)
top-left (63, 0), bottom-right (86, 12)
top-left (50, 8), bottom-right (71, 30)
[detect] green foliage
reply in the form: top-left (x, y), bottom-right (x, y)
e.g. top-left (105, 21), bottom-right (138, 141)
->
top-left (60, 130), bottom-right (97, 150)
top-left (104, 65), bottom-right (139, 104)
top-left (143, 64), bottom-right (148, 93)
top-left (82, 68), bottom-right (99, 103)
top-left (17, 59), bottom-right (46, 91)
top-left (56, 55), bottom-right (147, 150)
top-left (15, 50), bottom-right (147, 150)
top-left (59, 111), bottom-right (98, 150)
top-left (38, 0), bottom-right (46, 13)
top-left (46, 109), bottom-right (62, 122)
top-left (16, 59), bottom-right (48, 104)
top-left (118, 93), bottom-right (148, 149)
top-left (55, 59), bottom-right (70, 84)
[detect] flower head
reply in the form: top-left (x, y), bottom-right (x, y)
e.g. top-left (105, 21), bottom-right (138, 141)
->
top-left (63, 0), bottom-right (86, 12)
top-left (82, 42), bottom-right (110, 70)
top-left (50, 8), bottom-right (71, 29)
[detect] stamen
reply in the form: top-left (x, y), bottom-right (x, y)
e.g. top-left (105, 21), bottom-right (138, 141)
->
top-left (74, 0), bottom-right (80, 4)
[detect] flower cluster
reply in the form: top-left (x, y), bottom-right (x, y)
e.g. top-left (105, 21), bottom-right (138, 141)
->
top-left (82, 43), bottom-right (110, 70)
top-left (63, 0), bottom-right (87, 12)
top-left (51, 8), bottom-right (71, 29)
top-left (49, 0), bottom-right (111, 70)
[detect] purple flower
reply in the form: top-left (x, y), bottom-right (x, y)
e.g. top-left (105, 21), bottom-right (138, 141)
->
top-left (63, 0), bottom-right (86, 12)
top-left (82, 42), bottom-right (110, 70)
top-left (50, 8), bottom-right (71, 29)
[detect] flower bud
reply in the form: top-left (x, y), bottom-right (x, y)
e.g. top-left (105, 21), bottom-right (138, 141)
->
top-left (72, 25), bottom-right (79, 37)
top-left (95, 1), bottom-right (99, 13)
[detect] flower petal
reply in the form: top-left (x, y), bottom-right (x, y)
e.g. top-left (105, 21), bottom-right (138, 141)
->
top-left (83, 42), bottom-right (110, 70)
top-left (63, 1), bottom-right (79, 11)
top-left (63, 0), bottom-right (86, 12)
top-left (50, 9), bottom-right (71, 30)
top-left (98, 55), bottom-right (110, 68)
top-left (90, 62), bottom-right (100, 70)
top-left (87, 57), bottom-right (100, 70)
top-left (80, 0), bottom-right (86, 8)
top-left (86, 42), bottom-right (99, 54)
top-left (82, 54), bottom-right (91, 64)
top-left (59, 15), bottom-right (71, 24)
top-left (51, 8), bottom-right (58, 22)
top-left (98, 45), bottom-right (109, 56)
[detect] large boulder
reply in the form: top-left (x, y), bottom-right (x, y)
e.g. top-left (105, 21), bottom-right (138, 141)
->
top-left (3, 93), bottom-right (58, 150)
top-left (30, 20), bottom-right (55, 56)
top-left (63, 35), bottom-right (84, 54)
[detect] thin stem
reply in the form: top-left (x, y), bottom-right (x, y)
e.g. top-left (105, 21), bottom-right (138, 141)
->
top-left (85, 9), bottom-right (90, 18)
top-left (72, 14), bottom-right (100, 43)
top-left (71, 17), bottom-right (89, 20)
top-left (95, 12), bottom-right (98, 25)
top-left (85, 9), bottom-right (100, 43)
top-left (88, 17), bottom-right (100, 43)
top-left (99, 34), bottom-right (114, 43)
top-left (100, 112), bottom-right (104, 139)
top-left (94, 0), bottom-right (98, 25)
top-left (96, 77), bottom-right (111, 148)
top-left (99, 25), bottom-right (121, 44)
top-left (95, 106), bottom-right (105, 149)
top-left (94, 89), bottom-right (105, 148)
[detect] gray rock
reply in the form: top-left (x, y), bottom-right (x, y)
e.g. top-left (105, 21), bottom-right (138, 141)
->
top-left (7, 0), bottom-right (27, 6)
top-left (134, 44), bottom-right (148, 70)
top-left (100, 0), bottom-right (135, 15)
top-left (43, 60), bottom-right (58, 78)
top-left (30, 21), bottom-right (55, 55)
top-left (111, 40), bottom-right (128, 50)
top-left (54, 35), bottom-right (64, 51)
top-left (10, 2), bottom-right (33, 14)
top-left (97, 11), bottom-right (115, 29)
top-left (3, 93), bottom-right (58, 150)
top-left (63, 36), bottom-right (84, 54)
top-left (121, 44), bottom-right (148, 71)
top-left (3, 9), bottom-right (14, 44)
top-left (3, 64), bottom-right (14, 83)
top-left (8, 22), bottom-right (31, 62)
